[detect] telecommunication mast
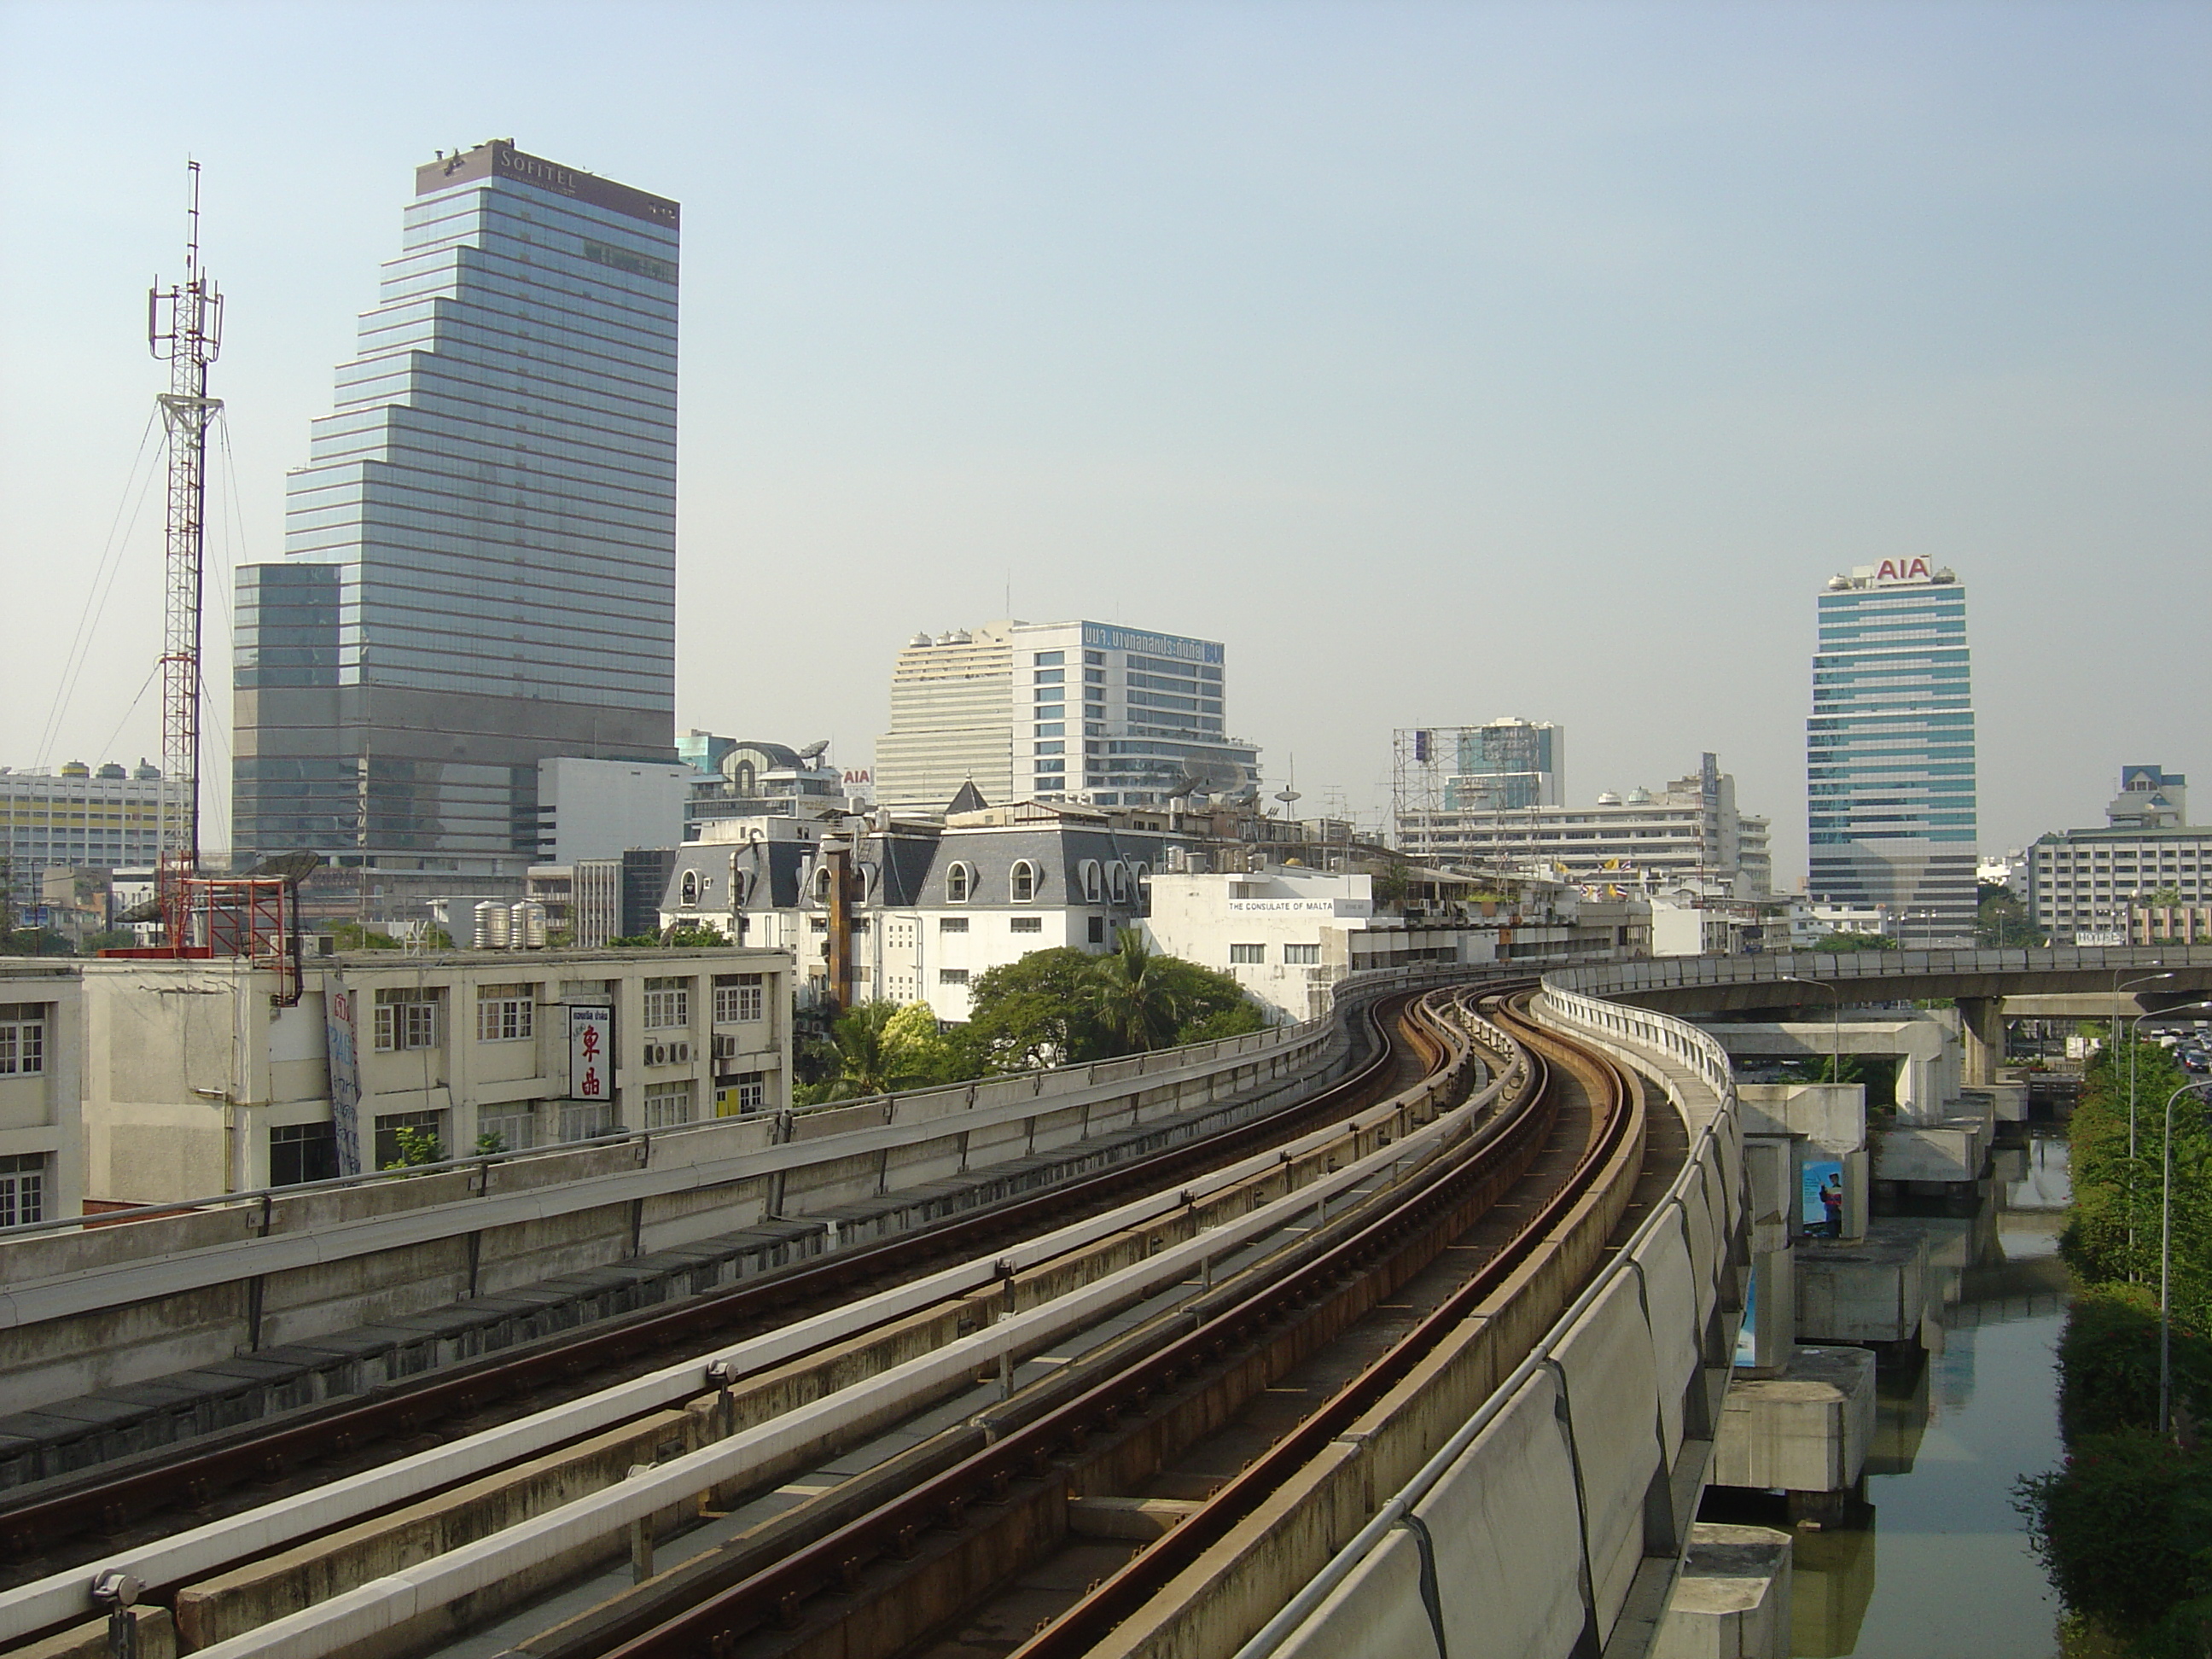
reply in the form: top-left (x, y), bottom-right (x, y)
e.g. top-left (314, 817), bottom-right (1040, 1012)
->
top-left (147, 160), bottom-right (224, 946)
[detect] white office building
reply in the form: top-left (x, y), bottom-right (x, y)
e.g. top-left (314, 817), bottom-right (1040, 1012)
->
top-left (2029, 763), bottom-right (2209, 942)
top-left (1, 762), bottom-right (167, 917)
top-left (873, 620), bottom-right (1262, 818)
top-left (1394, 754), bottom-right (1772, 900)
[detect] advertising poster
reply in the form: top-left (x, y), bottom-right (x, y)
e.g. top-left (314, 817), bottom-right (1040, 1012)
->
top-left (1733, 1262), bottom-right (1758, 1368)
top-left (1802, 1157), bottom-right (1845, 1237)
top-left (569, 1004), bottom-right (613, 1101)
top-left (323, 977), bottom-right (364, 1176)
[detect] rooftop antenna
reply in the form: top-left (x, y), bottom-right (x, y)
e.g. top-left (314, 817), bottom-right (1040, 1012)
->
top-left (1275, 755), bottom-right (1301, 818)
top-left (148, 158), bottom-right (224, 946)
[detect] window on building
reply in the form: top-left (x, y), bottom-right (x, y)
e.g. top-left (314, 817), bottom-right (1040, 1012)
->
top-left (560, 1101), bottom-right (618, 1142)
top-left (268, 1121), bottom-right (340, 1185)
top-left (0, 1004), bottom-right (47, 1074)
top-left (1010, 916), bottom-right (1044, 934)
top-left (939, 967), bottom-right (970, 986)
top-left (478, 1108), bottom-right (536, 1153)
top-left (1284, 944), bottom-right (1321, 965)
top-left (1033, 650), bottom-right (1063, 667)
top-left (643, 977), bottom-right (690, 1030)
top-left (476, 984), bottom-right (535, 1042)
top-left (373, 988), bottom-right (443, 1052)
top-left (1010, 861), bottom-right (1037, 903)
top-left (720, 1071), bottom-right (766, 1115)
top-left (1080, 861), bottom-right (1103, 903)
top-left (643, 1080), bottom-right (696, 1129)
top-left (0, 1153), bottom-right (47, 1226)
top-left (680, 870), bottom-right (700, 907)
top-left (1230, 943), bottom-right (1266, 964)
top-left (939, 916), bottom-right (969, 933)
top-left (946, 863), bottom-right (971, 903)
top-left (374, 1109), bottom-right (447, 1169)
top-left (1086, 917), bottom-right (1105, 945)
top-left (1109, 864), bottom-right (1129, 904)
top-left (713, 973), bottom-right (764, 1023)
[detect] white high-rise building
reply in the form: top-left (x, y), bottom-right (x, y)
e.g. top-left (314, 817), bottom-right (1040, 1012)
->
top-left (873, 620), bottom-right (1262, 817)
top-left (1394, 754), bottom-right (1772, 900)
top-left (1807, 559), bottom-right (1978, 946)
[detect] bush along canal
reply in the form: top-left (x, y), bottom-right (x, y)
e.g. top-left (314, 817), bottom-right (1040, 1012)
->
top-left (2015, 1040), bottom-right (2212, 1657)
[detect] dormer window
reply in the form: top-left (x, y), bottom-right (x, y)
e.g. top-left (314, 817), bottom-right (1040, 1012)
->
top-left (1080, 860), bottom-right (1103, 904)
top-left (680, 870), bottom-right (700, 908)
top-left (946, 862), bottom-right (973, 904)
top-left (1010, 860), bottom-right (1037, 903)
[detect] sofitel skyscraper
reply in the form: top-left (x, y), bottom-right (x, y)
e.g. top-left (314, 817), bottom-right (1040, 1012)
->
top-left (232, 141), bottom-right (678, 901)
top-left (1807, 559), bottom-right (1979, 946)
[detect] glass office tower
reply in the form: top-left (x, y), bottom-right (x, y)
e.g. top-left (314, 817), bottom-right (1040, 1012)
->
top-left (233, 141), bottom-right (678, 897)
top-left (1807, 561), bottom-right (1978, 946)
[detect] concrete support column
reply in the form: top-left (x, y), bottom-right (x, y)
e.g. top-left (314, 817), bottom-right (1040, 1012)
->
top-left (1956, 996), bottom-right (2005, 1086)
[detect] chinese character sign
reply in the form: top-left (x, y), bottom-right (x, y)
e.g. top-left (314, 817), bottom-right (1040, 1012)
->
top-left (569, 1005), bottom-right (613, 1100)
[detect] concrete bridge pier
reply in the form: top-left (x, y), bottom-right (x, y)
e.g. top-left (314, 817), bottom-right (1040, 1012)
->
top-left (1955, 996), bottom-right (2005, 1086)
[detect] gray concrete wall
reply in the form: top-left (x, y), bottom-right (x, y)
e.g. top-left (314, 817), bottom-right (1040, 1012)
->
top-left (1231, 983), bottom-right (1747, 1659)
top-left (0, 971), bottom-right (1467, 1419)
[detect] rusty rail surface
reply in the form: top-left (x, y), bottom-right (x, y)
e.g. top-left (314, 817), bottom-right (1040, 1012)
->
top-left (2, 981), bottom-right (1485, 1648)
top-left (567, 984), bottom-right (1580, 1659)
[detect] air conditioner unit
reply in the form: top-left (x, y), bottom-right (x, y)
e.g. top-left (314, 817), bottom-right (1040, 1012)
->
top-left (671, 1041), bottom-right (690, 1064)
top-left (713, 1033), bottom-right (738, 1061)
top-left (644, 1042), bottom-right (665, 1067)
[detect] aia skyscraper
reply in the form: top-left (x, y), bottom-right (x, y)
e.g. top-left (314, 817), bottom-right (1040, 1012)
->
top-left (1807, 560), bottom-right (1979, 946)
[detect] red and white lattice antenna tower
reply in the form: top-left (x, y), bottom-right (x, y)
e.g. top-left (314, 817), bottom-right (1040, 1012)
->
top-left (147, 160), bottom-right (224, 946)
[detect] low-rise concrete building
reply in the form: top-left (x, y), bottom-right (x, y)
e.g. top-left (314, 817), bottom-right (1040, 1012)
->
top-left (0, 946), bottom-right (794, 1220)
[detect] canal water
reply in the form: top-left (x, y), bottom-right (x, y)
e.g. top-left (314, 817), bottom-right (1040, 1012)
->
top-left (1731, 1136), bottom-right (2075, 1658)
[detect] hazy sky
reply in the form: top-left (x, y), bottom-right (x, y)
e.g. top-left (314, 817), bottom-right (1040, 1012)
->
top-left (3, 2), bottom-right (2205, 882)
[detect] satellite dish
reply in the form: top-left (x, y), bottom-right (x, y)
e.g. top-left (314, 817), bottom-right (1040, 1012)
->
top-left (797, 740), bottom-right (830, 761)
top-left (246, 850), bottom-right (328, 883)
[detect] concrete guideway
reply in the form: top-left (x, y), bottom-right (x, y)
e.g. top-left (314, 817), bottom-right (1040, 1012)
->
top-left (166, 1008), bottom-right (1499, 1659)
top-left (0, 972), bottom-right (1488, 1656)
top-left (1169, 986), bottom-right (1740, 1659)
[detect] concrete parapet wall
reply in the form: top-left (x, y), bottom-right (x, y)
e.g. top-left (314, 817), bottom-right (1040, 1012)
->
top-left (0, 1024), bottom-right (1338, 1417)
top-left (1218, 982), bottom-right (1747, 1659)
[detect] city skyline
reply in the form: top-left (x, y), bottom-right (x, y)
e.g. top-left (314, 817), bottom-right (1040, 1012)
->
top-left (3, 4), bottom-right (2205, 883)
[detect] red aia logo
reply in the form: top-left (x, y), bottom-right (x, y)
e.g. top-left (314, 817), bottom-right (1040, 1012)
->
top-left (1874, 557), bottom-right (1933, 583)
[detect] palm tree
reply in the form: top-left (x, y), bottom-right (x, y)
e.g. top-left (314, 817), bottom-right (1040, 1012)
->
top-left (821, 1000), bottom-right (909, 1099)
top-left (1087, 928), bottom-right (1184, 1055)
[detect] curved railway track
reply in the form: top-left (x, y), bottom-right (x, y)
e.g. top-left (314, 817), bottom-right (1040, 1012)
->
top-left (1, 983), bottom-right (1486, 1650)
top-left (490, 987), bottom-right (1650, 1659)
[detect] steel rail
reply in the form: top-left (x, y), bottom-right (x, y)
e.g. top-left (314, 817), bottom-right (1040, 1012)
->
top-left (584, 986), bottom-right (1545, 1659)
top-left (1002, 991), bottom-right (1640, 1659)
top-left (0, 994), bottom-right (1407, 1562)
top-left (2, 983), bottom-right (1489, 1649)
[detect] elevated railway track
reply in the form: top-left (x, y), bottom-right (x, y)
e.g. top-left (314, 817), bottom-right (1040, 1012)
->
top-left (3, 981), bottom-right (1498, 1658)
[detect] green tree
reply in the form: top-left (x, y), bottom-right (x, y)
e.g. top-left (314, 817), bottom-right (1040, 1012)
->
top-left (881, 1001), bottom-right (969, 1087)
top-left (1809, 930), bottom-right (1899, 952)
top-left (82, 928), bottom-right (140, 952)
top-left (383, 1123), bottom-right (445, 1168)
top-left (474, 1129), bottom-right (509, 1157)
top-left (2017, 1430), bottom-right (2212, 1652)
top-left (800, 1000), bottom-right (943, 1102)
top-left (1086, 928), bottom-right (1186, 1053)
top-left (1976, 882), bottom-right (2047, 948)
top-left (328, 920), bottom-right (403, 951)
top-left (2062, 1040), bottom-right (2212, 1318)
top-left (963, 948), bottom-right (1115, 1073)
top-left (610, 922), bottom-right (729, 948)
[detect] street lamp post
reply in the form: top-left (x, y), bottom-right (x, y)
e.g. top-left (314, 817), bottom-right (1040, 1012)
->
top-left (2160, 1078), bottom-right (2212, 1438)
top-left (1784, 975), bottom-right (1842, 1087)
top-left (2116, 972), bottom-right (2175, 1167)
